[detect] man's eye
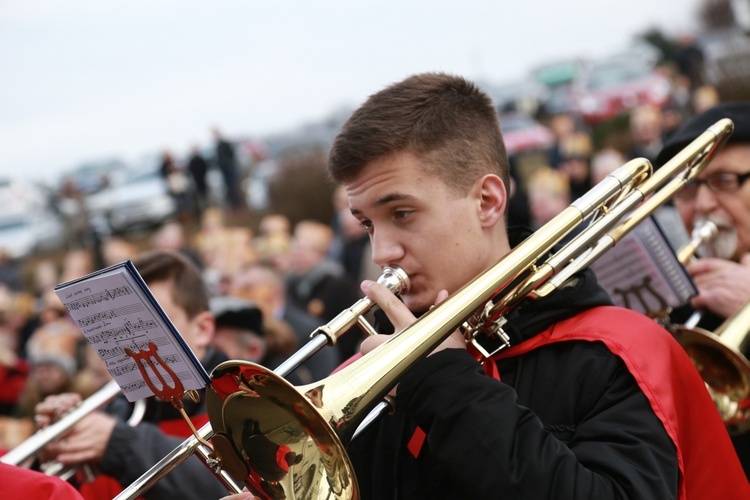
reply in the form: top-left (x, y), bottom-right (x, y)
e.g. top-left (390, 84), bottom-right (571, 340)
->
top-left (394, 210), bottom-right (413, 221)
top-left (713, 174), bottom-right (738, 189)
top-left (359, 219), bottom-right (373, 230)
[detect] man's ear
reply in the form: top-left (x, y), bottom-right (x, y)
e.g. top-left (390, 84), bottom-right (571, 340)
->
top-left (193, 311), bottom-right (216, 350)
top-left (245, 336), bottom-right (267, 363)
top-left (476, 174), bottom-right (507, 228)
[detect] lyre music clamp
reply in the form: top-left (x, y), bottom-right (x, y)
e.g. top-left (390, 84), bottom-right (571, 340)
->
top-left (124, 342), bottom-right (208, 445)
top-left (124, 342), bottom-right (185, 404)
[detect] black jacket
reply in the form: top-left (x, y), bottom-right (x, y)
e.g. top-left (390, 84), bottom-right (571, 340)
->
top-left (348, 229), bottom-right (679, 499)
top-left (98, 347), bottom-right (229, 500)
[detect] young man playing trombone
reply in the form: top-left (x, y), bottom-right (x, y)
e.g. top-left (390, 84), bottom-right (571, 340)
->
top-left (324, 73), bottom-right (746, 499)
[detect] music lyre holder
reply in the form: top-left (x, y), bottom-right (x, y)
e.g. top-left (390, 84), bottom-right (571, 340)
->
top-left (124, 342), bottom-right (213, 451)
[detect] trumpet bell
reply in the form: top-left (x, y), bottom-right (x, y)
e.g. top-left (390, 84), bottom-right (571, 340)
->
top-left (207, 360), bottom-right (356, 499)
top-left (673, 324), bottom-right (750, 435)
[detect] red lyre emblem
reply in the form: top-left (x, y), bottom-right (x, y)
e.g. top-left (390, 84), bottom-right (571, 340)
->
top-left (124, 341), bottom-right (184, 403)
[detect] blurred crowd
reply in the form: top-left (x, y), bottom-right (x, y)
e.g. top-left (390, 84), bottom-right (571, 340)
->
top-left (0, 186), bottom-right (380, 456)
top-left (0, 32), bottom-right (731, 470)
top-left (509, 58), bottom-right (720, 233)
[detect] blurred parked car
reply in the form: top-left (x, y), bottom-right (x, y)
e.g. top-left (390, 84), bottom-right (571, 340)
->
top-left (60, 158), bottom-right (127, 195)
top-left (0, 210), bottom-right (65, 258)
top-left (530, 58), bottom-right (586, 116)
top-left (498, 112), bottom-right (554, 156)
top-left (572, 59), bottom-right (671, 124)
top-left (484, 78), bottom-right (549, 116)
top-left (86, 163), bottom-right (177, 234)
top-left (0, 176), bottom-right (53, 214)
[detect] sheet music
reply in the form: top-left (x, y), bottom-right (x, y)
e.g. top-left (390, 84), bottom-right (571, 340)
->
top-left (55, 261), bottom-right (209, 402)
top-left (590, 215), bottom-right (697, 317)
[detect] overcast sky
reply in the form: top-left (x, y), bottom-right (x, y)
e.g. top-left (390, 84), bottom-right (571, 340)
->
top-left (0, 0), bottom-right (701, 183)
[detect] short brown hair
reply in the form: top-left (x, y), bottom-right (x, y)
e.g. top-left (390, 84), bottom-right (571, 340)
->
top-left (328, 72), bottom-right (510, 195)
top-left (132, 250), bottom-right (209, 319)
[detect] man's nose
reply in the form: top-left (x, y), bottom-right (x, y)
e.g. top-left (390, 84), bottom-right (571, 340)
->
top-left (694, 183), bottom-right (719, 215)
top-left (370, 230), bottom-right (404, 268)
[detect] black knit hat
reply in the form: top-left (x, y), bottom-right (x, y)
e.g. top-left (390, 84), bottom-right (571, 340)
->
top-left (656, 101), bottom-right (750, 168)
top-left (210, 296), bottom-right (264, 336)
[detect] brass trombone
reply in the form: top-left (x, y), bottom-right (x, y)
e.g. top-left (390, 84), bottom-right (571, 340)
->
top-left (117, 118), bottom-right (733, 500)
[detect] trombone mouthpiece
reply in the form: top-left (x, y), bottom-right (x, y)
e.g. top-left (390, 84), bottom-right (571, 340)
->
top-left (693, 220), bottom-right (719, 243)
top-left (377, 266), bottom-right (410, 296)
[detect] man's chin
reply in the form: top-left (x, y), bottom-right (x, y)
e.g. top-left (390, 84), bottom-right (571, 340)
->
top-left (402, 295), bottom-right (432, 315)
top-left (699, 230), bottom-right (738, 260)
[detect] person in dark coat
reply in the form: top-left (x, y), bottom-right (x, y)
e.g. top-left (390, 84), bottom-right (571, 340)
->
top-left (186, 145), bottom-right (210, 217)
top-left (212, 128), bottom-right (244, 211)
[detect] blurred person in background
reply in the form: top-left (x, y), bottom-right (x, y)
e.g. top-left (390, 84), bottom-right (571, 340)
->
top-left (16, 320), bottom-right (90, 421)
top-left (192, 207), bottom-right (257, 295)
top-left (160, 149), bottom-right (192, 225)
top-left (253, 213), bottom-right (292, 271)
top-left (662, 101), bottom-right (686, 139)
top-left (33, 259), bottom-right (59, 299)
top-left (674, 33), bottom-right (705, 90)
top-left (692, 84), bottom-right (720, 114)
top-left (192, 206), bottom-right (227, 264)
top-left (557, 132), bottom-right (592, 200)
top-left (285, 220), bottom-right (363, 361)
top-left (59, 249), bottom-right (94, 284)
top-left (336, 199), bottom-right (381, 285)
top-left (0, 249), bottom-right (23, 292)
top-left (0, 294), bottom-right (32, 452)
top-left (36, 289), bottom-right (69, 326)
top-left (212, 127), bottom-right (244, 212)
top-left (526, 167), bottom-right (571, 231)
top-left (629, 104), bottom-right (665, 165)
top-left (329, 185), bottom-right (380, 286)
top-left (150, 221), bottom-right (203, 269)
top-left (657, 101), bottom-right (750, 478)
top-left (34, 250), bottom-right (229, 500)
top-left (0, 287), bottom-right (39, 363)
top-left (591, 146), bottom-right (686, 246)
top-left (186, 144), bottom-right (210, 219)
top-left (547, 113), bottom-right (579, 169)
top-left (231, 262), bottom-right (336, 383)
top-left (55, 177), bottom-right (93, 251)
top-left (99, 237), bottom-right (139, 268)
top-left (590, 147), bottom-right (628, 185)
top-left (210, 296), bottom-right (267, 363)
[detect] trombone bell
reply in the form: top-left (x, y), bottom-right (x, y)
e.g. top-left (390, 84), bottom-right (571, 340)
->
top-left (207, 362), bottom-right (356, 499)
top-left (673, 301), bottom-right (750, 435)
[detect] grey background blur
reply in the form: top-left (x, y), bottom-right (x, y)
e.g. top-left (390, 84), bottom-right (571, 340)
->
top-left (0, 0), bottom-right (699, 181)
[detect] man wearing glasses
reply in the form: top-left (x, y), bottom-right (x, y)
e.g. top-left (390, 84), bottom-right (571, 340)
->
top-left (656, 101), bottom-right (750, 477)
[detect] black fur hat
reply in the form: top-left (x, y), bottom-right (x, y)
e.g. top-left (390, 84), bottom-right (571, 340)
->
top-left (210, 296), bottom-right (264, 336)
top-left (656, 101), bottom-right (750, 168)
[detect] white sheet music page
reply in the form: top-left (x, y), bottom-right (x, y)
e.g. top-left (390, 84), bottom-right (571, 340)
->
top-left (54, 261), bottom-right (210, 402)
top-left (590, 215), bottom-right (697, 318)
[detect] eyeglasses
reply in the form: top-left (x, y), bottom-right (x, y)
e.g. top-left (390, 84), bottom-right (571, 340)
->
top-left (675, 171), bottom-right (750, 199)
